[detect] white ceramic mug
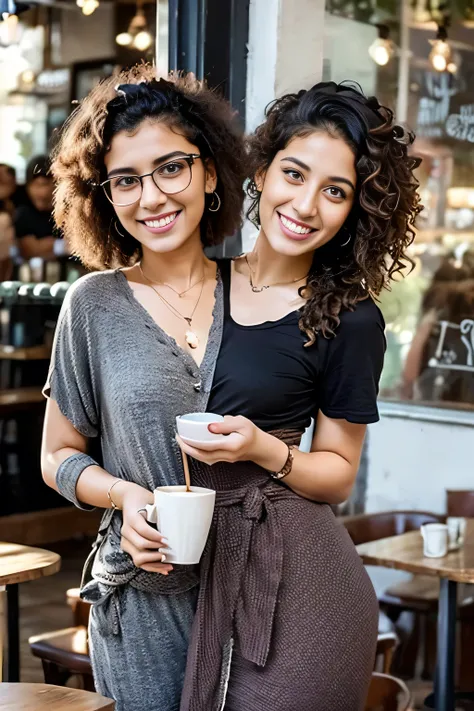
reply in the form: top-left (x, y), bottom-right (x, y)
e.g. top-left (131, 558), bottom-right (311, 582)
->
top-left (447, 516), bottom-right (467, 547)
top-left (447, 517), bottom-right (460, 550)
top-left (421, 523), bottom-right (449, 558)
top-left (176, 412), bottom-right (225, 445)
top-left (145, 485), bottom-right (216, 564)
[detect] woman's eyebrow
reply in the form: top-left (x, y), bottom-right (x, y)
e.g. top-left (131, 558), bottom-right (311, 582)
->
top-left (107, 151), bottom-right (188, 179)
top-left (280, 156), bottom-right (310, 171)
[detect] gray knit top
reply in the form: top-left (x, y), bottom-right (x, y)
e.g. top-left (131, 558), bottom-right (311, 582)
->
top-left (43, 268), bottom-right (224, 611)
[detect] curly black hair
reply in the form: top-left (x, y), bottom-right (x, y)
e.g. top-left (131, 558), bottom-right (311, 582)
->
top-left (52, 65), bottom-right (246, 270)
top-left (247, 81), bottom-right (423, 345)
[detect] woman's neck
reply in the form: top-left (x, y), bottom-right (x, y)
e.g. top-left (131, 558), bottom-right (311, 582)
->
top-left (140, 231), bottom-right (209, 287)
top-left (249, 229), bottom-right (313, 286)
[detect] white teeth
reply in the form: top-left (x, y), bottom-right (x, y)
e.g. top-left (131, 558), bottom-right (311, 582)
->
top-left (144, 212), bottom-right (178, 228)
top-left (280, 214), bottom-right (312, 235)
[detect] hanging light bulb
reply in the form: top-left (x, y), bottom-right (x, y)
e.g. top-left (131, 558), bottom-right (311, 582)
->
top-left (115, 0), bottom-right (153, 51)
top-left (368, 25), bottom-right (395, 67)
top-left (76, 0), bottom-right (99, 15)
top-left (116, 31), bottom-right (132, 46)
top-left (81, 0), bottom-right (99, 16)
top-left (133, 30), bottom-right (152, 51)
top-left (429, 25), bottom-right (452, 72)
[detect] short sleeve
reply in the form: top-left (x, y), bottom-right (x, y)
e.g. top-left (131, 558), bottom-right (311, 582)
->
top-left (318, 299), bottom-right (386, 424)
top-left (14, 206), bottom-right (34, 239)
top-left (43, 279), bottom-right (99, 438)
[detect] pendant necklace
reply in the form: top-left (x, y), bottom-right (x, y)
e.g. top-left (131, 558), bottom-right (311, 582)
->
top-left (245, 254), bottom-right (308, 293)
top-left (139, 263), bottom-right (205, 349)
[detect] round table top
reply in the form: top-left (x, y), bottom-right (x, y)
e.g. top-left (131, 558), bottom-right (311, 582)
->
top-left (357, 519), bottom-right (474, 583)
top-left (0, 683), bottom-right (115, 710)
top-left (0, 542), bottom-right (61, 586)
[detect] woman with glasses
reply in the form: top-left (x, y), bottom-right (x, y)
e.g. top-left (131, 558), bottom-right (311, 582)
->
top-left (40, 65), bottom-right (245, 711)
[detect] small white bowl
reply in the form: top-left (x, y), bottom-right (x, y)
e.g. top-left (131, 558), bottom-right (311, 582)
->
top-left (176, 412), bottom-right (225, 444)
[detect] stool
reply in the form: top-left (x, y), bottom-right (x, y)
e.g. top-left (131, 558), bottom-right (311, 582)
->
top-left (365, 672), bottom-right (411, 711)
top-left (29, 626), bottom-right (94, 691)
top-left (0, 683), bottom-right (114, 710)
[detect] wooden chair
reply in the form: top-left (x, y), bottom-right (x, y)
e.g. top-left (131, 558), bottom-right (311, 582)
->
top-left (365, 672), bottom-right (411, 711)
top-left (29, 626), bottom-right (94, 691)
top-left (446, 489), bottom-right (474, 518)
top-left (375, 633), bottom-right (398, 674)
top-left (0, 683), bottom-right (114, 710)
top-left (342, 511), bottom-right (444, 679)
top-left (67, 587), bottom-right (92, 627)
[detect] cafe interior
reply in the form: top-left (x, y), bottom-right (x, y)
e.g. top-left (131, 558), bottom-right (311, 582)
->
top-left (0, 0), bottom-right (474, 709)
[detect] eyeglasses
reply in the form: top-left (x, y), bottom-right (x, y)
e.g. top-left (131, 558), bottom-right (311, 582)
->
top-left (99, 153), bottom-right (201, 207)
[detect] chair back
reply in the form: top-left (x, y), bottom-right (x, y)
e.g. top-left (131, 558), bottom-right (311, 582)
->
top-left (446, 490), bottom-right (474, 518)
top-left (67, 588), bottom-right (92, 627)
top-left (365, 672), bottom-right (411, 711)
top-left (342, 511), bottom-right (444, 546)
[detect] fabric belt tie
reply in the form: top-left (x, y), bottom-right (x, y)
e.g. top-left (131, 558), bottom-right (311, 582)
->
top-left (180, 482), bottom-right (297, 711)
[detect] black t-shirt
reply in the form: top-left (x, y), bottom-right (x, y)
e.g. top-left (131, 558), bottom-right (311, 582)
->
top-left (14, 204), bottom-right (55, 240)
top-left (207, 260), bottom-right (386, 431)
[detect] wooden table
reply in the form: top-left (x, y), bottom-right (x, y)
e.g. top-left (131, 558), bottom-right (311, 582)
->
top-left (0, 345), bottom-right (51, 361)
top-left (0, 542), bottom-right (61, 682)
top-left (0, 683), bottom-right (114, 709)
top-left (357, 519), bottom-right (474, 711)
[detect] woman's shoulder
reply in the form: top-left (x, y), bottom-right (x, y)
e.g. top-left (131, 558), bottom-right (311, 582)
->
top-left (337, 296), bottom-right (385, 333)
top-left (63, 269), bottom-right (122, 312)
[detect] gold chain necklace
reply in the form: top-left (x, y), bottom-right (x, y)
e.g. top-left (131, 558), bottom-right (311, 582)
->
top-left (245, 254), bottom-right (308, 293)
top-left (155, 274), bottom-right (205, 298)
top-left (139, 263), bottom-right (205, 349)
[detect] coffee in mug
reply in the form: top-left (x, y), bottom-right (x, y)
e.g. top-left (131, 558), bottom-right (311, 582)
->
top-left (145, 485), bottom-right (216, 564)
top-left (421, 523), bottom-right (448, 558)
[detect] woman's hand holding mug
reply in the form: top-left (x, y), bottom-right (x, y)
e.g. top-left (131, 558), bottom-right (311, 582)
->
top-left (118, 482), bottom-right (173, 575)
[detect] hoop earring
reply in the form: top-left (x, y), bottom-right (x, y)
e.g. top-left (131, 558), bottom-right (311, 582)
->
top-left (208, 192), bottom-right (221, 212)
top-left (340, 228), bottom-right (352, 247)
top-left (114, 220), bottom-right (125, 238)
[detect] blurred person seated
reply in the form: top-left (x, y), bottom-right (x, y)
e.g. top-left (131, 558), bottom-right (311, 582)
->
top-left (401, 253), bottom-right (474, 404)
top-left (0, 162), bottom-right (28, 215)
top-left (14, 155), bottom-right (67, 261)
top-left (0, 199), bottom-right (14, 280)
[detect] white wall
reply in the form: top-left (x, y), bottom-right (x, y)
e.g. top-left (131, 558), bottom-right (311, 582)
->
top-left (367, 412), bottom-right (474, 514)
top-left (246, 0), bottom-right (325, 133)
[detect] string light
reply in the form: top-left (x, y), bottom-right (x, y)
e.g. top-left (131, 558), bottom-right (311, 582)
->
top-left (368, 25), bottom-right (396, 67)
top-left (429, 25), bottom-right (453, 73)
top-left (76, 0), bottom-right (99, 16)
top-left (115, 0), bottom-right (152, 51)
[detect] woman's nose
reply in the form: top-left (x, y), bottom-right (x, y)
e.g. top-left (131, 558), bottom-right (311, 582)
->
top-left (139, 175), bottom-right (167, 210)
top-left (293, 187), bottom-right (318, 219)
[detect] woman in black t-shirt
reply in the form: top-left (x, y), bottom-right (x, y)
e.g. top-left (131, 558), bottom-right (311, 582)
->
top-left (178, 83), bottom-right (421, 711)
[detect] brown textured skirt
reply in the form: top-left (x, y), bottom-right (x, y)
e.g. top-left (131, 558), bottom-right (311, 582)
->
top-left (180, 434), bottom-right (378, 711)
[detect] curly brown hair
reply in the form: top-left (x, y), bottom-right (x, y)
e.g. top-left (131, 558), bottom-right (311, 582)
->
top-left (52, 64), bottom-right (246, 270)
top-left (246, 81), bottom-right (423, 345)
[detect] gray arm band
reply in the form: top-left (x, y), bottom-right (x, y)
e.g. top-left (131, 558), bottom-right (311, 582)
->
top-left (56, 452), bottom-right (98, 510)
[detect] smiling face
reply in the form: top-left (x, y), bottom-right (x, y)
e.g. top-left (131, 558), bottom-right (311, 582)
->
top-left (256, 130), bottom-right (357, 257)
top-left (103, 120), bottom-right (216, 255)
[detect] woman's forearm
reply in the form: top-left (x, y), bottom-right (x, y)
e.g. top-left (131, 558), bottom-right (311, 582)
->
top-left (42, 445), bottom-right (145, 508)
top-left (250, 430), bottom-right (356, 504)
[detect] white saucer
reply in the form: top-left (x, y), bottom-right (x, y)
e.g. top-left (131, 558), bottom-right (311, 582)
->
top-left (179, 435), bottom-right (225, 446)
